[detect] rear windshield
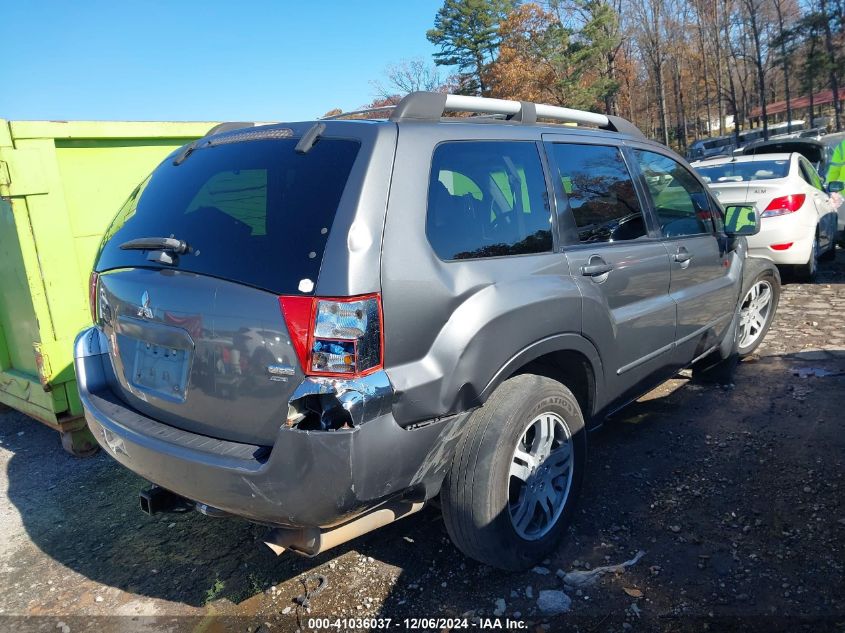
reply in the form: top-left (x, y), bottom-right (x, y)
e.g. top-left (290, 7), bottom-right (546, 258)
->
top-left (96, 136), bottom-right (361, 294)
top-left (695, 160), bottom-right (789, 183)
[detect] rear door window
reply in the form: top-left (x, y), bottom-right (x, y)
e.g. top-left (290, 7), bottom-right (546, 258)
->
top-left (547, 143), bottom-right (646, 243)
top-left (800, 159), bottom-right (823, 190)
top-left (426, 141), bottom-right (553, 260)
top-left (96, 136), bottom-right (361, 294)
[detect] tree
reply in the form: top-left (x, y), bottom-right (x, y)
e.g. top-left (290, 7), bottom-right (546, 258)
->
top-left (486, 4), bottom-right (559, 102)
top-left (546, 0), bottom-right (624, 114)
top-left (372, 58), bottom-right (452, 101)
top-left (575, 0), bottom-right (624, 113)
top-left (426, 0), bottom-right (514, 95)
top-left (410, 0), bottom-right (840, 146)
top-left (630, 0), bottom-right (671, 145)
top-left (771, 0), bottom-right (799, 131)
top-left (741, 0), bottom-right (771, 138)
top-left (795, 8), bottom-right (835, 127)
top-left (691, 0), bottom-right (715, 133)
top-left (486, 2), bottom-right (618, 109)
top-left (820, 0), bottom-right (843, 130)
top-left (711, 0), bottom-right (727, 135)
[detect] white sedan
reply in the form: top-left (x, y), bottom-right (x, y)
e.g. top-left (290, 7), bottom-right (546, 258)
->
top-left (692, 153), bottom-right (838, 280)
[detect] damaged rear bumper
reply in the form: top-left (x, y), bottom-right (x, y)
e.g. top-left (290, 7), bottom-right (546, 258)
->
top-left (74, 327), bottom-right (466, 528)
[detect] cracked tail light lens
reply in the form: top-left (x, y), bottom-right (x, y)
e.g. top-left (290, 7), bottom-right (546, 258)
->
top-left (279, 294), bottom-right (383, 377)
top-left (88, 272), bottom-right (99, 323)
top-left (762, 194), bottom-right (805, 217)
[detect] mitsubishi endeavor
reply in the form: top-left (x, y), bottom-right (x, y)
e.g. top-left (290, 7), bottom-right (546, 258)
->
top-left (74, 92), bottom-right (775, 570)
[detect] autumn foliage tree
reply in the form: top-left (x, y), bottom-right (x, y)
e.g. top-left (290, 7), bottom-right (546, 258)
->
top-left (485, 4), bottom-right (560, 102)
top-left (372, 0), bottom-right (845, 148)
top-left (486, 3), bottom-right (621, 110)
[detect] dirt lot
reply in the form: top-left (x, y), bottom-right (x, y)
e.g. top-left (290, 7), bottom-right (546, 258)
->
top-left (1, 253), bottom-right (844, 633)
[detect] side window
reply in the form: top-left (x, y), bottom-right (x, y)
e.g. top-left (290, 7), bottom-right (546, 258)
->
top-left (797, 161), bottom-right (813, 186)
top-left (548, 143), bottom-right (646, 243)
top-left (633, 150), bottom-right (714, 237)
top-left (426, 141), bottom-right (552, 260)
top-left (800, 160), bottom-right (823, 190)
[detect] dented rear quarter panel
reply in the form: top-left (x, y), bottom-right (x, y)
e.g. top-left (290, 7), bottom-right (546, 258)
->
top-left (381, 122), bottom-right (593, 425)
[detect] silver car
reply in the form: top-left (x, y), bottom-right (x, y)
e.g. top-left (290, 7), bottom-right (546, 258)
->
top-left (74, 92), bottom-right (772, 570)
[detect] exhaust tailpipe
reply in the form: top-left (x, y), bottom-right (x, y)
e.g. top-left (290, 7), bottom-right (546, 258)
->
top-left (264, 500), bottom-right (425, 556)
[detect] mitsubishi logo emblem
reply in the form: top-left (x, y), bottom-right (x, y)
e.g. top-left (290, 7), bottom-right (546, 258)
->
top-left (138, 290), bottom-right (153, 319)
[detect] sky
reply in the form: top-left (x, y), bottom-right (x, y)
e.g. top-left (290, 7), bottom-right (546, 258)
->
top-left (1, 1), bottom-right (446, 122)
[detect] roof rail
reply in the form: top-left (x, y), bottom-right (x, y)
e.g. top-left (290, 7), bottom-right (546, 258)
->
top-left (389, 92), bottom-right (644, 137)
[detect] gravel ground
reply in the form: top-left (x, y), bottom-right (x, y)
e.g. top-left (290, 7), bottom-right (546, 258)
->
top-left (1, 251), bottom-right (844, 633)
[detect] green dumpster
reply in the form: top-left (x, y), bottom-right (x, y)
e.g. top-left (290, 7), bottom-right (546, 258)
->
top-left (0, 120), bottom-right (217, 455)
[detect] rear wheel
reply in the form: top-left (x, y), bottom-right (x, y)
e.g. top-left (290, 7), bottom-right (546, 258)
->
top-left (820, 234), bottom-right (837, 261)
top-left (794, 234), bottom-right (819, 282)
top-left (441, 374), bottom-right (586, 570)
top-left (692, 351), bottom-right (738, 384)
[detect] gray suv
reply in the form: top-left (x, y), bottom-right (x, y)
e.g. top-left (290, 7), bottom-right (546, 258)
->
top-left (74, 92), bottom-right (769, 570)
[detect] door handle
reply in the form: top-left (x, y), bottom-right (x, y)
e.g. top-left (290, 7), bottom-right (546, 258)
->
top-left (581, 256), bottom-right (613, 277)
top-left (672, 247), bottom-right (692, 263)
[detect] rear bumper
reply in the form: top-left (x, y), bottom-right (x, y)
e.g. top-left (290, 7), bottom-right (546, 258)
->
top-left (747, 214), bottom-right (815, 265)
top-left (74, 327), bottom-right (465, 528)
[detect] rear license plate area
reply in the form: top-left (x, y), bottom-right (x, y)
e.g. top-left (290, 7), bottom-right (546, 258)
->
top-left (130, 342), bottom-right (191, 402)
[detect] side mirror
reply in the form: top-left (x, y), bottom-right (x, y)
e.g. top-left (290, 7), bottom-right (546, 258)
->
top-left (724, 204), bottom-right (761, 237)
top-left (827, 180), bottom-right (844, 193)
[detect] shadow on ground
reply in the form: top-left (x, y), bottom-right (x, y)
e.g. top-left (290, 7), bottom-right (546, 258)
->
top-left (4, 344), bottom-right (844, 633)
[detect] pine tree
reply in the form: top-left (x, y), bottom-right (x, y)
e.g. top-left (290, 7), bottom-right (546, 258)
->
top-left (426, 0), bottom-right (515, 95)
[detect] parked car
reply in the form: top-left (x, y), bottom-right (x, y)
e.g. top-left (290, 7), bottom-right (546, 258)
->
top-left (692, 153), bottom-right (840, 280)
top-left (742, 133), bottom-right (845, 244)
top-left (688, 135), bottom-right (737, 161)
top-left (687, 121), bottom-right (806, 162)
top-left (75, 92), bottom-right (774, 570)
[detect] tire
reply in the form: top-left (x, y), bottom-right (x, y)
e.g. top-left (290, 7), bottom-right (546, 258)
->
top-left (692, 302), bottom-right (740, 384)
top-left (692, 351), bottom-right (738, 384)
top-left (820, 236), bottom-right (836, 261)
top-left (440, 374), bottom-right (586, 570)
top-left (794, 233), bottom-right (819, 282)
top-left (735, 259), bottom-right (780, 357)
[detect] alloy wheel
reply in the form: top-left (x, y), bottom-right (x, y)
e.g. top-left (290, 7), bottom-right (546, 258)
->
top-left (508, 412), bottom-right (574, 541)
top-left (738, 280), bottom-right (773, 349)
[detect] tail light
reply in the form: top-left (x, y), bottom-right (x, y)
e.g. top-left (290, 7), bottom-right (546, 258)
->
top-left (762, 194), bottom-right (805, 217)
top-left (770, 242), bottom-right (794, 250)
top-left (279, 293), bottom-right (383, 378)
top-left (88, 272), bottom-right (99, 323)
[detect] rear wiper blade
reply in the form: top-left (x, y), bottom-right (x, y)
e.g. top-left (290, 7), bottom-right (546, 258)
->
top-left (119, 237), bottom-right (191, 254)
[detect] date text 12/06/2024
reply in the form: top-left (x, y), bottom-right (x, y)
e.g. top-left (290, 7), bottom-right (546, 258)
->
top-left (307, 617), bottom-right (529, 629)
